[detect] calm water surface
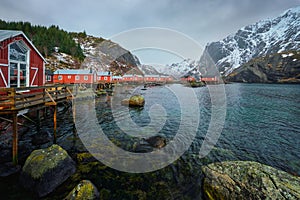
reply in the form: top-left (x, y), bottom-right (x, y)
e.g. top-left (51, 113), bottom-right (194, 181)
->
top-left (95, 83), bottom-right (300, 175)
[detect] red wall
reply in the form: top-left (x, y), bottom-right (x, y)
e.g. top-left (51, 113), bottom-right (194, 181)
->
top-left (53, 74), bottom-right (94, 84)
top-left (0, 34), bottom-right (45, 87)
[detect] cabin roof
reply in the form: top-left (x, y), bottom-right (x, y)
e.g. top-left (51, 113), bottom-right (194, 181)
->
top-left (53, 69), bottom-right (92, 75)
top-left (0, 30), bottom-right (47, 62)
top-left (145, 74), bottom-right (160, 77)
top-left (97, 71), bottom-right (110, 76)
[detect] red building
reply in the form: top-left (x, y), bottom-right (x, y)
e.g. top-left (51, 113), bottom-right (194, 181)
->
top-left (53, 69), bottom-right (94, 84)
top-left (201, 76), bottom-right (218, 82)
top-left (0, 30), bottom-right (46, 88)
top-left (112, 76), bottom-right (122, 83)
top-left (181, 76), bottom-right (196, 82)
top-left (96, 71), bottom-right (112, 83)
top-left (144, 75), bottom-right (159, 82)
top-left (122, 74), bottom-right (143, 82)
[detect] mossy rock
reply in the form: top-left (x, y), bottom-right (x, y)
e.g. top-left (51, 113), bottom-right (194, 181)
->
top-left (65, 180), bottom-right (99, 200)
top-left (20, 144), bottom-right (76, 197)
top-left (202, 161), bottom-right (300, 200)
top-left (129, 95), bottom-right (145, 107)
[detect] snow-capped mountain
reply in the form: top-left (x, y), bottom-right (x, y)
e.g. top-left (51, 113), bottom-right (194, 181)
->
top-left (201, 6), bottom-right (300, 75)
top-left (155, 59), bottom-right (201, 79)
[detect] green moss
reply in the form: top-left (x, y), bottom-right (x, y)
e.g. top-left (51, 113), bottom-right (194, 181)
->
top-left (22, 144), bottom-right (69, 179)
top-left (66, 180), bottom-right (98, 200)
top-left (99, 188), bottom-right (111, 200)
top-left (203, 178), bottom-right (226, 200)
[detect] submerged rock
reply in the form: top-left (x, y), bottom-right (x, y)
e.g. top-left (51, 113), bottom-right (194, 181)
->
top-left (145, 135), bottom-right (166, 148)
top-left (20, 144), bottom-right (76, 197)
top-left (202, 161), bottom-right (300, 200)
top-left (65, 180), bottom-right (99, 200)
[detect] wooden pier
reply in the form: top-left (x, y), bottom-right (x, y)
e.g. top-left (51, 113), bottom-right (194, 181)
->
top-left (0, 85), bottom-right (76, 165)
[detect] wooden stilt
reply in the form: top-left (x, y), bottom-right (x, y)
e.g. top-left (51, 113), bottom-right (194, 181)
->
top-left (12, 112), bottom-right (18, 165)
top-left (53, 105), bottom-right (57, 144)
top-left (36, 109), bottom-right (41, 132)
top-left (72, 101), bottom-right (77, 136)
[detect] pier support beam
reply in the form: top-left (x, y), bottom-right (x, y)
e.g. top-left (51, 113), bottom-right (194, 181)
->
top-left (12, 112), bottom-right (18, 165)
top-left (53, 105), bottom-right (57, 144)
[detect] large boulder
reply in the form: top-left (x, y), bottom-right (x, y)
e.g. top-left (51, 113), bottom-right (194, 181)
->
top-left (129, 95), bottom-right (145, 107)
top-left (20, 144), bottom-right (76, 197)
top-left (65, 180), bottom-right (99, 200)
top-left (202, 161), bottom-right (300, 200)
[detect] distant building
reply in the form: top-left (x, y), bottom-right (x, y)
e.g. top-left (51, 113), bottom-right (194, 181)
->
top-left (0, 30), bottom-right (46, 88)
top-left (96, 71), bottom-right (112, 83)
top-left (122, 74), bottom-right (143, 82)
top-left (112, 75), bottom-right (122, 83)
top-left (45, 69), bottom-right (53, 84)
top-left (53, 69), bottom-right (94, 84)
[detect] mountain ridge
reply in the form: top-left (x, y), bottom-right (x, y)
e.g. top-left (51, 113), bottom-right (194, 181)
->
top-left (200, 6), bottom-right (300, 76)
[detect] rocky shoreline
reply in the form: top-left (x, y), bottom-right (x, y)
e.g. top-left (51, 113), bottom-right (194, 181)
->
top-left (1, 142), bottom-right (299, 199)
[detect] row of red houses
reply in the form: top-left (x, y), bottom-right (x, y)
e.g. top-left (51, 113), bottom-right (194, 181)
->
top-left (0, 30), bottom-right (217, 88)
top-left (49, 70), bottom-right (174, 84)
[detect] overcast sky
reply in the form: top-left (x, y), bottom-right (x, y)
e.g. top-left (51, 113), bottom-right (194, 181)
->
top-left (1, 0), bottom-right (299, 64)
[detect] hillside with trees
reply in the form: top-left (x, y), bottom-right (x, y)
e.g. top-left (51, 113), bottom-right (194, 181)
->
top-left (0, 20), bottom-right (85, 61)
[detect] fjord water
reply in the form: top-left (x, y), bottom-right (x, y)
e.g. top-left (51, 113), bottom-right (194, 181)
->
top-left (96, 83), bottom-right (300, 175)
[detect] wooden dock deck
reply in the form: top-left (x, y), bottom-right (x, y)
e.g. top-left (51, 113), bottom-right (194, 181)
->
top-left (0, 85), bottom-right (76, 165)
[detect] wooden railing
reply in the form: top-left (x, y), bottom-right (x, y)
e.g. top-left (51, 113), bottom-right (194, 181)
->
top-left (0, 84), bottom-right (76, 113)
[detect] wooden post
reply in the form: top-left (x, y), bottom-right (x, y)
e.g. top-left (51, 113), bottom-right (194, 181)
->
top-left (72, 100), bottom-right (77, 136)
top-left (53, 105), bottom-right (57, 144)
top-left (36, 109), bottom-right (41, 132)
top-left (12, 112), bottom-right (18, 165)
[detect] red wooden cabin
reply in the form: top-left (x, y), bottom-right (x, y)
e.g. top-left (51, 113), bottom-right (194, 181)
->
top-left (122, 74), bottom-right (143, 82)
top-left (53, 69), bottom-right (94, 84)
top-left (0, 30), bottom-right (46, 88)
top-left (144, 75), bottom-right (159, 82)
top-left (96, 71), bottom-right (112, 83)
top-left (201, 76), bottom-right (218, 82)
top-left (181, 76), bottom-right (196, 82)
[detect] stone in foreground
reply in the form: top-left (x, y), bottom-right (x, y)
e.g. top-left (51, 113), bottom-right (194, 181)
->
top-left (202, 161), bottom-right (300, 200)
top-left (20, 144), bottom-right (76, 197)
top-left (65, 180), bottom-right (99, 200)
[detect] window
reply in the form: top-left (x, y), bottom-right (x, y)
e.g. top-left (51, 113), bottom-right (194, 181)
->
top-left (75, 76), bottom-right (80, 80)
top-left (84, 76), bottom-right (88, 80)
top-left (58, 75), bottom-right (62, 80)
top-left (46, 75), bottom-right (52, 81)
top-left (67, 75), bottom-right (71, 79)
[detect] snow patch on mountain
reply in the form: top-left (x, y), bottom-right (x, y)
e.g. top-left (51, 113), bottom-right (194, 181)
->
top-left (201, 6), bottom-right (300, 75)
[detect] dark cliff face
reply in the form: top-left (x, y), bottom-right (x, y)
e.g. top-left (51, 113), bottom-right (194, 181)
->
top-left (78, 36), bottom-right (142, 75)
top-left (226, 51), bottom-right (300, 83)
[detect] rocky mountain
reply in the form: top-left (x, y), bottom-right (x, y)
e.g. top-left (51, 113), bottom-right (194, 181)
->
top-left (155, 59), bottom-right (202, 79)
top-left (201, 6), bottom-right (300, 76)
top-left (138, 64), bottom-right (163, 75)
top-left (226, 50), bottom-right (300, 83)
top-left (46, 34), bottom-right (141, 75)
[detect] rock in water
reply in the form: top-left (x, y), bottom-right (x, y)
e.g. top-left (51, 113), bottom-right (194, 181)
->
top-left (145, 135), bottom-right (166, 148)
top-left (202, 161), bottom-right (300, 200)
top-left (65, 180), bottom-right (99, 200)
top-left (129, 95), bottom-right (145, 107)
top-left (20, 144), bottom-right (76, 197)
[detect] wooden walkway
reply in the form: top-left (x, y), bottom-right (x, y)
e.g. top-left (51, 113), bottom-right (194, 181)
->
top-left (0, 85), bottom-right (76, 165)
